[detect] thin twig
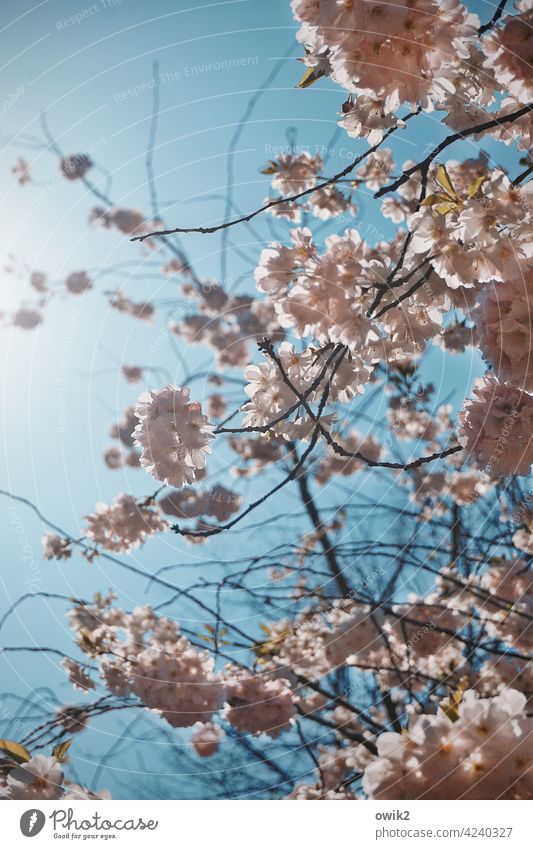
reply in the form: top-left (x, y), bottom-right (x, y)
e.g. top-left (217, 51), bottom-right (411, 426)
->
top-left (375, 103), bottom-right (533, 198)
top-left (132, 109), bottom-right (421, 241)
top-left (478, 0), bottom-right (509, 35)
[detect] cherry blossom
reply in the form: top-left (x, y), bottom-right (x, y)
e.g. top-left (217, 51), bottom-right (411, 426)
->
top-left (458, 374), bottom-right (533, 476)
top-left (6, 755), bottom-right (64, 800)
top-left (159, 484), bottom-right (240, 523)
top-left (65, 270), bottom-right (92, 294)
top-left (11, 157), bottom-right (31, 185)
top-left (61, 658), bottom-right (96, 692)
top-left (264, 151), bottom-right (322, 195)
top-left (109, 291), bottom-right (155, 322)
top-left (84, 493), bottom-right (168, 553)
top-left (513, 506), bottom-right (533, 554)
top-left (225, 671), bottom-right (295, 738)
top-left (30, 271), bottom-right (48, 292)
top-left (191, 722), bottom-right (224, 757)
top-left (12, 307), bottom-right (42, 329)
top-left (60, 153), bottom-right (93, 181)
top-left (483, 3), bottom-right (533, 102)
top-left (90, 206), bottom-right (153, 239)
top-left (133, 385), bottom-right (214, 488)
top-left (131, 642), bottom-right (225, 727)
top-left (4, 0), bottom-right (533, 803)
top-left (292, 0), bottom-right (478, 110)
top-left (339, 94), bottom-right (404, 145)
top-left (1, 754), bottom-right (109, 801)
top-left (41, 533), bottom-right (72, 561)
top-left (363, 689), bottom-right (533, 800)
top-left (473, 269), bottom-right (533, 392)
top-left (121, 365), bottom-right (144, 384)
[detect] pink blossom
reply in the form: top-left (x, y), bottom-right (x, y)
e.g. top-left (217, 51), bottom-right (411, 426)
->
top-left (84, 493), bottom-right (168, 553)
top-left (133, 385), bottom-right (214, 488)
top-left (458, 374), bottom-right (533, 476)
top-left (225, 671), bottom-right (295, 738)
top-left (473, 270), bottom-right (533, 392)
top-left (7, 755), bottom-right (64, 800)
top-left (60, 154), bottom-right (93, 180)
top-left (191, 722), bottom-right (224, 757)
top-left (65, 270), bottom-right (92, 294)
top-left (41, 533), bottom-right (72, 561)
top-left (363, 689), bottom-right (533, 800)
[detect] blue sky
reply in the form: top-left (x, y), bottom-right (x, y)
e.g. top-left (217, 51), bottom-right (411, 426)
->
top-left (0, 0), bottom-right (521, 798)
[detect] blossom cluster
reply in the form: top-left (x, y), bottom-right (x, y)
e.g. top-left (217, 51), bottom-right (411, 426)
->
top-left (84, 493), bottom-right (168, 554)
top-left (1, 754), bottom-right (110, 801)
top-left (292, 0), bottom-right (532, 150)
top-left (133, 385), bottom-right (214, 489)
top-left (62, 594), bottom-right (297, 740)
top-left (364, 689), bottom-right (532, 800)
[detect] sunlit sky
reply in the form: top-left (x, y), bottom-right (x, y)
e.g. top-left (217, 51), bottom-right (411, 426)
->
top-left (0, 0), bottom-right (520, 797)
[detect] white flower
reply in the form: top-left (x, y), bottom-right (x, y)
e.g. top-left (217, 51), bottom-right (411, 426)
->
top-left (225, 671), bottom-right (295, 738)
top-left (61, 658), bottom-right (96, 692)
top-left (363, 689), bottom-right (533, 800)
top-left (269, 151), bottom-right (322, 195)
top-left (41, 533), bottom-right (72, 561)
top-left (131, 642), bottom-right (225, 727)
top-left (7, 755), bottom-right (64, 800)
top-left (133, 385), bottom-right (214, 488)
top-left (458, 374), bottom-right (533, 477)
top-left (191, 722), bottom-right (224, 757)
top-left (338, 94), bottom-right (403, 145)
top-left (84, 493), bottom-right (168, 553)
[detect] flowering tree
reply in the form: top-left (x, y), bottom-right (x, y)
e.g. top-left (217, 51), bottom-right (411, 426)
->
top-left (1, 0), bottom-right (532, 801)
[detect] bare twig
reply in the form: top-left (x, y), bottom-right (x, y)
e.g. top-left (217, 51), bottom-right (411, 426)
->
top-left (131, 109), bottom-right (421, 241)
top-left (478, 0), bottom-right (509, 35)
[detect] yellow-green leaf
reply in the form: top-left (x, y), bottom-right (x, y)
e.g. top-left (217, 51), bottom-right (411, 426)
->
top-left (0, 739), bottom-right (31, 764)
top-left (434, 201), bottom-right (461, 216)
top-left (439, 687), bottom-right (464, 723)
top-left (296, 65), bottom-right (326, 89)
top-left (434, 164), bottom-right (456, 198)
top-left (466, 175), bottom-right (485, 198)
top-left (52, 738), bottom-right (73, 762)
top-left (421, 191), bottom-right (454, 208)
